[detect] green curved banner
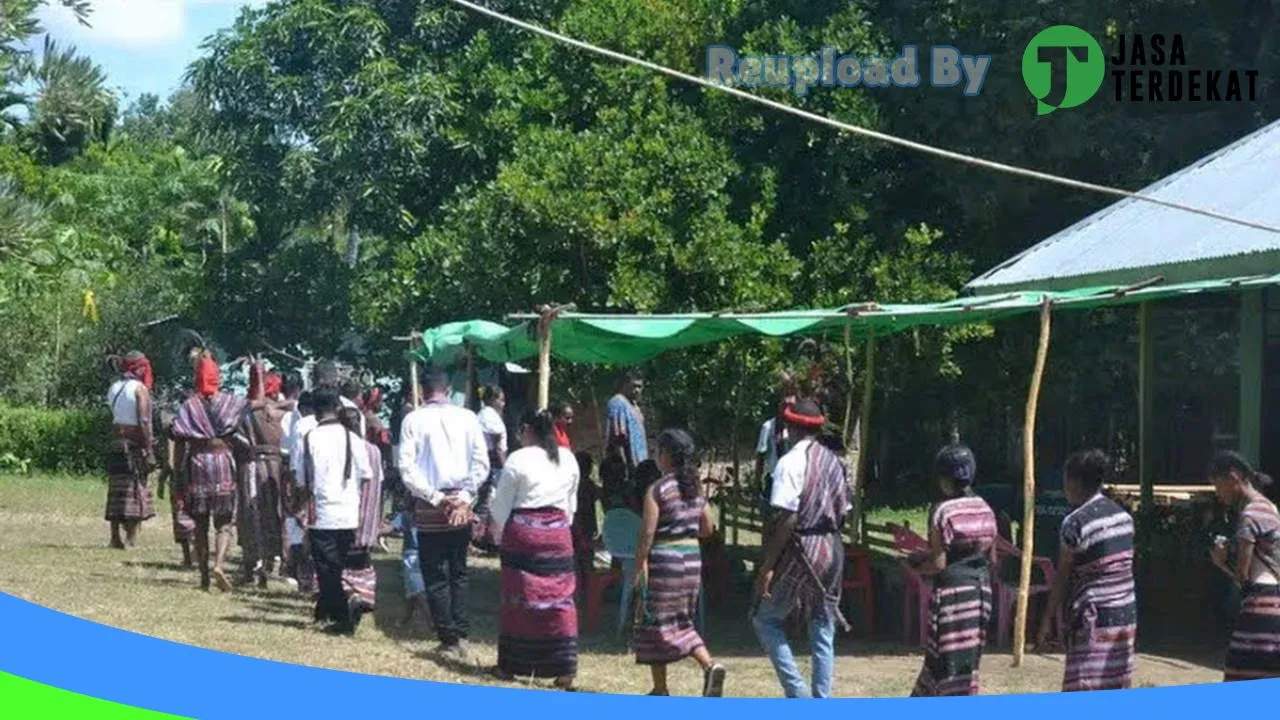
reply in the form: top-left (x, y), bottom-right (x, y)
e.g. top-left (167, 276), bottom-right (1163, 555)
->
top-left (0, 671), bottom-right (188, 718)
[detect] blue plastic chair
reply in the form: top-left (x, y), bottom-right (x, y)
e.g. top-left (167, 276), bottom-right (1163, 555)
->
top-left (602, 509), bottom-right (641, 638)
top-left (602, 508), bottom-right (707, 638)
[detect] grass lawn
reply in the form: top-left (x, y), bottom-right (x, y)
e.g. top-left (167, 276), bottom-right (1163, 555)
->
top-left (0, 473), bottom-right (1221, 697)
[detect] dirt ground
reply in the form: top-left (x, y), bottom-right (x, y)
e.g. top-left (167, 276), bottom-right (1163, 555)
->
top-left (0, 474), bottom-right (1224, 697)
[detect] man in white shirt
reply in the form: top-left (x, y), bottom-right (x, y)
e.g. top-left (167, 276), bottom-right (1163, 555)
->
top-left (754, 399), bottom-right (849, 699)
top-left (397, 365), bottom-right (489, 660)
top-left (294, 389), bottom-right (374, 635)
top-left (754, 390), bottom-right (797, 506)
top-left (279, 372), bottom-right (304, 459)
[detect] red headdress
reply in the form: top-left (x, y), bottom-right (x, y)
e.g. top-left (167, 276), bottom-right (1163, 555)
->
top-left (122, 351), bottom-right (154, 390)
top-left (781, 401), bottom-right (826, 430)
top-left (264, 373), bottom-right (283, 399)
top-left (194, 353), bottom-right (221, 398)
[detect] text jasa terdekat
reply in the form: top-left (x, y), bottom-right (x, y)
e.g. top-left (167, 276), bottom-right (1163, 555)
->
top-left (1111, 34), bottom-right (1259, 102)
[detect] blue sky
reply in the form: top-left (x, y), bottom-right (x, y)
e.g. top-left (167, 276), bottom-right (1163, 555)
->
top-left (34, 0), bottom-right (267, 106)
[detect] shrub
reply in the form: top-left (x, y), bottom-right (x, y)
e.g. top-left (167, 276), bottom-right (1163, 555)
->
top-left (0, 406), bottom-right (110, 474)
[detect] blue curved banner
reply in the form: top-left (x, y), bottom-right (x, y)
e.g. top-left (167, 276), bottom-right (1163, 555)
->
top-left (0, 591), bottom-right (1274, 717)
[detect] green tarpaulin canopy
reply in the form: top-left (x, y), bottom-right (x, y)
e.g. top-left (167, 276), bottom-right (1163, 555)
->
top-left (411, 272), bottom-right (1280, 365)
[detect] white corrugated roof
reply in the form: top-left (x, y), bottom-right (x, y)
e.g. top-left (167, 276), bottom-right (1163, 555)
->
top-left (966, 119), bottom-right (1280, 294)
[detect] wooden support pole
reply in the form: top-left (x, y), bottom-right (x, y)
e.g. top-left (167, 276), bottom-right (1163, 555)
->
top-left (1138, 303), bottom-right (1154, 523)
top-left (537, 312), bottom-right (554, 411)
top-left (1013, 299), bottom-right (1053, 667)
top-left (842, 326), bottom-right (856, 446)
top-left (853, 330), bottom-right (876, 544)
top-left (530, 303), bottom-right (573, 411)
top-left (394, 333), bottom-right (423, 407)
top-left (464, 342), bottom-right (477, 411)
top-left (410, 356), bottom-right (421, 407)
top-left (1239, 290), bottom-right (1264, 465)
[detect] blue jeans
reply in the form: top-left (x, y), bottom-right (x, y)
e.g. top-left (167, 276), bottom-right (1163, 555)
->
top-left (752, 593), bottom-right (837, 698)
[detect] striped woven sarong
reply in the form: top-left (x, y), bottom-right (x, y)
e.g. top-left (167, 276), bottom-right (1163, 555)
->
top-left (911, 574), bottom-right (992, 696)
top-left (498, 507), bottom-right (578, 678)
top-left (343, 550), bottom-right (377, 611)
top-left (912, 495), bottom-right (996, 697)
top-left (1225, 583), bottom-right (1280, 681)
top-left (634, 539), bottom-right (705, 665)
top-left (104, 438), bottom-right (156, 523)
top-left (1060, 494), bottom-right (1137, 692)
top-left (173, 392), bottom-right (244, 520)
top-left (171, 490), bottom-right (196, 543)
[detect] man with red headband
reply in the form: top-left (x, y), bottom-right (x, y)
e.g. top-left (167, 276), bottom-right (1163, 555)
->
top-left (105, 351), bottom-right (158, 549)
top-left (752, 398), bottom-right (849, 699)
top-left (172, 351), bottom-right (247, 592)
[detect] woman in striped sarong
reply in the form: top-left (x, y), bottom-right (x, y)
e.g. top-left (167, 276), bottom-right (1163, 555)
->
top-left (1038, 449), bottom-right (1136, 691)
top-left (489, 409), bottom-right (580, 688)
top-left (1208, 451), bottom-right (1280, 682)
top-left (339, 408), bottom-right (383, 612)
top-left (909, 443), bottom-right (996, 697)
top-left (633, 429), bottom-right (726, 697)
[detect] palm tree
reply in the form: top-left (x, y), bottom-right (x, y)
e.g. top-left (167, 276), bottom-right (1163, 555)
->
top-left (28, 35), bottom-right (116, 163)
top-left (0, 0), bottom-right (94, 127)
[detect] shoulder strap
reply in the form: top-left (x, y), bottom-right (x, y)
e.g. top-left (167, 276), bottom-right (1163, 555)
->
top-left (109, 380), bottom-right (132, 414)
top-left (303, 429), bottom-right (315, 488)
top-left (344, 424), bottom-right (352, 485)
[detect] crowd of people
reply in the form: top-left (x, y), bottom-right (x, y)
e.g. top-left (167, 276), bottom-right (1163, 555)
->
top-left (100, 348), bottom-right (1280, 697)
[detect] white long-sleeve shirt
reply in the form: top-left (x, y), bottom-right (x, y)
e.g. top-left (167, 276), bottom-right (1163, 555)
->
top-left (477, 405), bottom-right (508, 456)
top-left (397, 401), bottom-right (489, 507)
top-left (489, 446), bottom-right (579, 545)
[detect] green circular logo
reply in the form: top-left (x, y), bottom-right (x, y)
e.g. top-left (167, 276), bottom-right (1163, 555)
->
top-left (1022, 25), bottom-right (1105, 115)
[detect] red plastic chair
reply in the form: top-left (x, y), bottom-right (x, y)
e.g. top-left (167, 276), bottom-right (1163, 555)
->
top-left (583, 565), bottom-right (621, 633)
top-left (890, 524), bottom-right (932, 648)
top-left (991, 535), bottom-right (1058, 647)
top-left (842, 544), bottom-right (875, 635)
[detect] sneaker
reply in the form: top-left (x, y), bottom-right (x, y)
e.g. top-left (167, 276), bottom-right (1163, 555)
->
top-left (702, 663), bottom-right (726, 697)
top-left (434, 642), bottom-right (460, 661)
top-left (436, 641), bottom-right (471, 664)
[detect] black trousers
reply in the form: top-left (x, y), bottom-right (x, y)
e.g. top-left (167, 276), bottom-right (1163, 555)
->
top-left (419, 527), bottom-right (471, 644)
top-left (310, 528), bottom-right (360, 631)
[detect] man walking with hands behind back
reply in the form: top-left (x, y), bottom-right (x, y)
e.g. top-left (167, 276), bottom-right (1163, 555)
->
top-left (398, 365), bottom-right (490, 662)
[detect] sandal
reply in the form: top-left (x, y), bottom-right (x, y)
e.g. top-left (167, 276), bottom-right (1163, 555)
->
top-left (211, 568), bottom-right (232, 593)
